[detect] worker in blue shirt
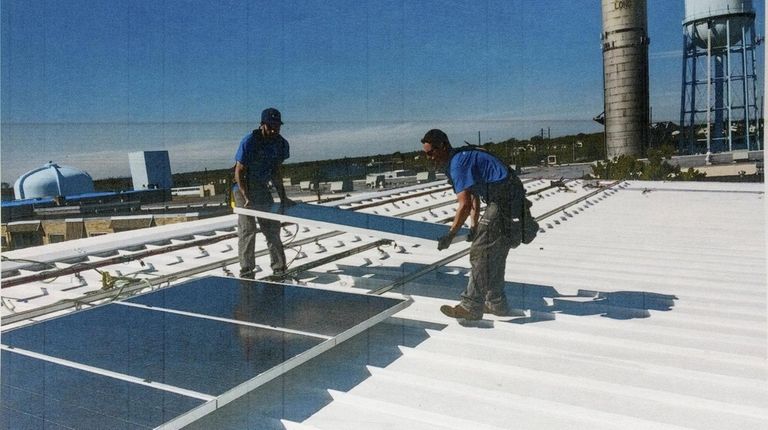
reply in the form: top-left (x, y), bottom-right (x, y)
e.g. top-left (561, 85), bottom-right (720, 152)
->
top-left (421, 129), bottom-right (537, 320)
top-left (234, 107), bottom-right (294, 278)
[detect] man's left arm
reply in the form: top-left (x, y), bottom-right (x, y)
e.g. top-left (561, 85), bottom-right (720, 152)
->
top-left (272, 164), bottom-right (293, 206)
top-left (468, 194), bottom-right (481, 241)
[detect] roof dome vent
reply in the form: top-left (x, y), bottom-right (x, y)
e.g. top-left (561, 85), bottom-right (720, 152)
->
top-left (13, 161), bottom-right (95, 200)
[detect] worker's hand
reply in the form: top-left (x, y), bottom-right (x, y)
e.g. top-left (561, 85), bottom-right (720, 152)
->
top-left (437, 233), bottom-right (454, 251)
top-left (466, 226), bottom-right (478, 242)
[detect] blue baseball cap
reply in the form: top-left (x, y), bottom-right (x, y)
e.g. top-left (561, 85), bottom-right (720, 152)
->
top-left (261, 107), bottom-right (283, 125)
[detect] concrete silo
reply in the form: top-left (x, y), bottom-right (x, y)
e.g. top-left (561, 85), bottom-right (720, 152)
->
top-left (601, 0), bottom-right (650, 159)
top-left (679, 0), bottom-right (760, 154)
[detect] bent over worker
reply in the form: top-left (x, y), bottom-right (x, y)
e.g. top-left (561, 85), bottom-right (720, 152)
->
top-left (234, 107), bottom-right (294, 278)
top-left (420, 129), bottom-right (537, 320)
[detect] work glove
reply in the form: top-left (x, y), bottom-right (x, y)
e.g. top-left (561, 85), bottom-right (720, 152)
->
top-left (437, 233), bottom-right (454, 251)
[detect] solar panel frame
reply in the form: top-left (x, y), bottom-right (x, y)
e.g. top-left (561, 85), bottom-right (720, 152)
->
top-left (234, 202), bottom-right (469, 246)
top-left (1, 276), bottom-right (411, 429)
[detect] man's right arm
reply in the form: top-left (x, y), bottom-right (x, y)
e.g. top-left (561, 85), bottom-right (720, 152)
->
top-left (438, 189), bottom-right (473, 250)
top-left (234, 162), bottom-right (250, 207)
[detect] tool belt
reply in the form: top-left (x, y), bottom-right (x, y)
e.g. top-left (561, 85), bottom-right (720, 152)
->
top-left (485, 177), bottom-right (539, 246)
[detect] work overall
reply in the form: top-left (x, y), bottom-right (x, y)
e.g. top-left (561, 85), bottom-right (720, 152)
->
top-left (234, 180), bottom-right (287, 277)
top-left (461, 175), bottom-right (530, 314)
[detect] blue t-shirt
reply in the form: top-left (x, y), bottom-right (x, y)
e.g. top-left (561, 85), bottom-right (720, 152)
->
top-left (446, 149), bottom-right (508, 199)
top-left (234, 131), bottom-right (290, 183)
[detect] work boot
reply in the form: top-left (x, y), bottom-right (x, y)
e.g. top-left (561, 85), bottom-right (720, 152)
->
top-left (484, 302), bottom-right (508, 316)
top-left (440, 304), bottom-right (482, 321)
top-left (484, 302), bottom-right (526, 317)
top-left (239, 270), bottom-right (255, 280)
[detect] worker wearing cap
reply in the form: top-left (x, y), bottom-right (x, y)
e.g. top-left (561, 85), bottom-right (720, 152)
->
top-left (421, 128), bottom-right (536, 320)
top-left (234, 107), bottom-right (294, 278)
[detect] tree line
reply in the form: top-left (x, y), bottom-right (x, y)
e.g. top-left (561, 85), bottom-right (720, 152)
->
top-left (95, 126), bottom-right (702, 192)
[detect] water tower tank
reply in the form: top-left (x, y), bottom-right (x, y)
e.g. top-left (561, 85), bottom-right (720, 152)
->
top-left (678, 0), bottom-right (759, 154)
top-left (684, 0), bottom-right (753, 48)
top-left (13, 162), bottom-right (95, 200)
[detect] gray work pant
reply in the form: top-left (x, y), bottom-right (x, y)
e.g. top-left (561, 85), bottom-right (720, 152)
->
top-left (460, 201), bottom-right (513, 313)
top-left (234, 184), bottom-right (286, 275)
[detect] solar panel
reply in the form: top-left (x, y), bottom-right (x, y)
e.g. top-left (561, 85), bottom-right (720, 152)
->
top-left (125, 276), bottom-right (401, 337)
top-left (1, 276), bottom-right (410, 429)
top-left (1, 349), bottom-right (210, 429)
top-left (234, 202), bottom-right (469, 246)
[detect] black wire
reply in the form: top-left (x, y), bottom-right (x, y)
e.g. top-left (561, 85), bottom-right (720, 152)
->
top-left (281, 223), bottom-right (301, 270)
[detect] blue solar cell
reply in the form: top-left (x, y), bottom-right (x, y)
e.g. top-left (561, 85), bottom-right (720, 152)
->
top-left (126, 277), bottom-right (405, 336)
top-left (239, 202), bottom-right (468, 243)
top-left (2, 304), bottom-right (323, 396)
top-left (1, 349), bottom-right (205, 429)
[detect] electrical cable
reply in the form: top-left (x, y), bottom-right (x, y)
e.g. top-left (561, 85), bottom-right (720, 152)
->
top-left (1, 255), bottom-right (58, 268)
top-left (281, 223), bottom-right (301, 270)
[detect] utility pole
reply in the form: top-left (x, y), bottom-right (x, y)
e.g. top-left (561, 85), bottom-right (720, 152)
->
top-left (572, 141), bottom-right (576, 163)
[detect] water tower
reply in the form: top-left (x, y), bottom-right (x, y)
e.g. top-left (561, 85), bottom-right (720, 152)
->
top-left (601, 0), bottom-right (651, 159)
top-left (679, 0), bottom-right (761, 154)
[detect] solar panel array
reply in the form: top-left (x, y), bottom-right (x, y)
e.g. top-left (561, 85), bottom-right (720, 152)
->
top-left (1, 276), bottom-right (410, 429)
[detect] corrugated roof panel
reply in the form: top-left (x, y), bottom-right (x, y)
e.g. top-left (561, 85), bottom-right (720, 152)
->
top-left (189, 180), bottom-right (765, 429)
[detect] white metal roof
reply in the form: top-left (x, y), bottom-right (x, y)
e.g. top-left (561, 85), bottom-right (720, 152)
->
top-left (2, 179), bottom-right (766, 429)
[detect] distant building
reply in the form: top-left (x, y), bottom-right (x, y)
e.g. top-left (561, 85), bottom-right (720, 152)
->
top-left (13, 162), bottom-right (95, 200)
top-left (0, 188), bottom-right (231, 251)
top-left (1, 213), bottom-right (203, 251)
top-left (171, 185), bottom-right (216, 197)
top-left (1, 182), bottom-right (14, 201)
top-left (416, 171), bottom-right (436, 183)
top-left (129, 151), bottom-right (173, 190)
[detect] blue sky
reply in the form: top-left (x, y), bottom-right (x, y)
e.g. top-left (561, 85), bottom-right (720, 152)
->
top-left (1, 0), bottom-right (764, 182)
